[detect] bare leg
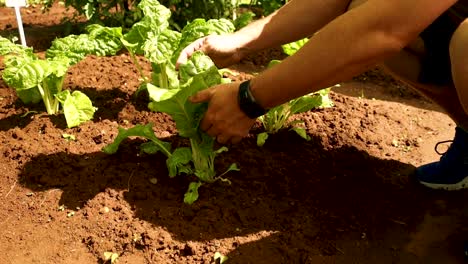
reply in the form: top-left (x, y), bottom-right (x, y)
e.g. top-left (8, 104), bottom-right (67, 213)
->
top-left (347, 1), bottom-right (468, 131)
top-left (450, 19), bottom-right (468, 123)
top-left (385, 19), bottom-right (468, 190)
top-left (381, 49), bottom-right (468, 131)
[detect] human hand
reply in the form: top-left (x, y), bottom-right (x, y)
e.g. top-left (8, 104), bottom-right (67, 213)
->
top-left (176, 34), bottom-right (247, 69)
top-left (190, 82), bottom-right (256, 144)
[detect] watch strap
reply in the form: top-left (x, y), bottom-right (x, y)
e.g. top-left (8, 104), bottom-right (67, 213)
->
top-left (237, 80), bottom-right (267, 118)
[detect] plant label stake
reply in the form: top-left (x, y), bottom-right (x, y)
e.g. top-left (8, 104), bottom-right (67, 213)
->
top-left (5, 0), bottom-right (28, 47)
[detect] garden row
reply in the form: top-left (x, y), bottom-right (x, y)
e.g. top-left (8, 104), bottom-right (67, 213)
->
top-left (0, 0), bottom-right (331, 203)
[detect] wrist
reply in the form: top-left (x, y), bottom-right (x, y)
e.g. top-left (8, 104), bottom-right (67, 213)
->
top-left (231, 32), bottom-right (257, 58)
top-left (237, 80), bottom-right (267, 119)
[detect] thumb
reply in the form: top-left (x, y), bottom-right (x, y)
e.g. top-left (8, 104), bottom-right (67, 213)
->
top-left (189, 88), bottom-right (214, 103)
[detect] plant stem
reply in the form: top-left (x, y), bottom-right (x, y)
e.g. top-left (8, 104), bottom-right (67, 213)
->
top-left (159, 63), bottom-right (169, 89)
top-left (128, 50), bottom-right (149, 83)
top-left (37, 84), bottom-right (56, 115)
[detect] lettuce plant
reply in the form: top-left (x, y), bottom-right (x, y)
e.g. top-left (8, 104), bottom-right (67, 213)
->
top-left (120, 0), bottom-right (235, 90)
top-left (1, 23), bottom-right (125, 127)
top-left (0, 36), bottom-right (97, 128)
top-left (0, 36), bottom-right (34, 59)
top-left (103, 53), bottom-right (238, 204)
top-left (102, 0), bottom-right (238, 204)
top-left (257, 86), bottom-right (333, 146)
top-left (46, 24), bottom-right (124, 65)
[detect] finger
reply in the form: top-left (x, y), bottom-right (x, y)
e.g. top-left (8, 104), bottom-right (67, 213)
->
top-left (175, 52), bottom-right (189, 69)
top-left (189, 87), bottom-right (214, 103)
top-left (175, 46), bottom-right (197, 68)
top-left (200, 114), bottom-right (212, 132)
top-left (205, 124), bottom-right (220, 137)
top-left (175, 38), bottom-right (206, 68)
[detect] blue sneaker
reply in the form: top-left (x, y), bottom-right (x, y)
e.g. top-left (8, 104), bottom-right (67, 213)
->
top-left (416, 127), bottom-right (468, 190)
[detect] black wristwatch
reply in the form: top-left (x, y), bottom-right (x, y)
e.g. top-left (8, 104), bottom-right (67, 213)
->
top-left (237, 80), bottom-right (267, 119)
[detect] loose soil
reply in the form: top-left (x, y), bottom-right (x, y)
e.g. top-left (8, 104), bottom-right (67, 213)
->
top-left (1, 4), bottom-right (467, 264)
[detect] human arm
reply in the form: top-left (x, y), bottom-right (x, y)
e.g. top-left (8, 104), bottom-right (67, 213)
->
top-left (176, 0), bottom-right (348, 67)
top-left (250, 0), bottom-right (458, 108)
top-left (192, 0), bottom-right (457, 144)
top-left (232, 0), bottom-right (350, 54)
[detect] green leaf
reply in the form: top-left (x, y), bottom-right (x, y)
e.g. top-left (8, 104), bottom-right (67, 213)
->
top-left (290, 127), bottom-right (311, 141)
top-left (146, 83), bottom-right (179, 102)
top-left (0, 36), bottom-right (35, 58)
top-left (172, 18), bottom-right (235, 62)
top-left (46, 35), bottom-right (90, 64)
top-left (137, 0), bottom-right (171, 28)
top-left (123, 18), bottom-right (154, 55)
top-left (84, 2), bottom-right (96, 19)
top-left (2, 57), bottom-right (48, 90)
top-left (16, 88), bottom-right (42, 104)
top-left (282, 38), bottom-right (309, 56)
top-left (267, 59), bottom-right (281, 68)
top-left (290, 89), bottom-right (333, 114)
top-left (46, 25), bottom-right (123, 63)
top-left (184, 182), bottom-right (202, 204)
top-left (214, 252), bottom-right (229, 264)
top-left (62, 133), bottom-right (76, 141)
top-left (150, 62), bottom-right (180, 89)
top-left (260, 103), bottom-right (290, 134)
top-left (140, 141), bottom-right (172, 155)
top-left (143, 30), bottom-right (181, 65)
top-left (214, 146), bottom-right (228, 155)
top-left (166, 147), bottom-right (193, 177)
top-left (123, 0), bottom-right (172, 55)
top-left (85, 24), bottom-right (123, 56)
top-left (225, 163), bottom-right (240, 173)
top-left (148, 66), bottom-right (221, 138)
top-left (103, 252), bottom-right (119, 264)
top-left (56, 90), bottom-right (97, 128)
top-left (2, 55), bottom-right (70, 114)
top-left (257, 132), bottom-right (269, 147)
top-left (102, 123), bottom-right (172, 157)
top-left (234, 11), bottom-right (255, 30)
top-left (178, 51), bottom-right (216, 85)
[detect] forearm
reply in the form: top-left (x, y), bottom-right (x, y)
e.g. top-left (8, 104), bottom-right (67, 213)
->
top-left (250, 0), bottom-right (456, 108)
top-left (234, 0), bottom-right (349, 54)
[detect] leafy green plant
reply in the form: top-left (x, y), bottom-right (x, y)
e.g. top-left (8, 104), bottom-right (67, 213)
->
top-left (257, 87), bottom-right (333, 146)
top-left (102, 1), bottom-right (239, 204)
top-left (103, 52), bottom-right (239, 204)
top-left (233, 11), bottom-right (255, 30)
top-left (46, 24), bottom-right (124, 65)
top-left (0, 36), bottom-right (97, 128)
top-left (0, 36), bottom-right (34, 59)
top-left (119, 0), bottom-right (234, 92)
top-left (281, 38), bottom-right (308, 56)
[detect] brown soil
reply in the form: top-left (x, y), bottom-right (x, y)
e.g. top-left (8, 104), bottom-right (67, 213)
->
top-left (1, 4), bottom-right (467, 264)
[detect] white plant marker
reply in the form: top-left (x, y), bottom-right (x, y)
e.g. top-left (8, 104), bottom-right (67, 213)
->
top-left (5, 0), bottom-right (28, 47)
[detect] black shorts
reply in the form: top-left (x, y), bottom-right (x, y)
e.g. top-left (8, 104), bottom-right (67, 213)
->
top-left (418, 6), bottom-right (466, 86)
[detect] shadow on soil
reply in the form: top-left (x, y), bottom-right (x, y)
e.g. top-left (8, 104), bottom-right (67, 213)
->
top-left (0, 84), bottom-right (136, 131)
top-left (18, 131), bottom-right (468, 262)
top-left (0, 23), bottom-right (85, 52)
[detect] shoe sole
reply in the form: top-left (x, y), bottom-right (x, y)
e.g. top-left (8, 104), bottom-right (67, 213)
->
top-left (419, 176), bottom-right (468, 191)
